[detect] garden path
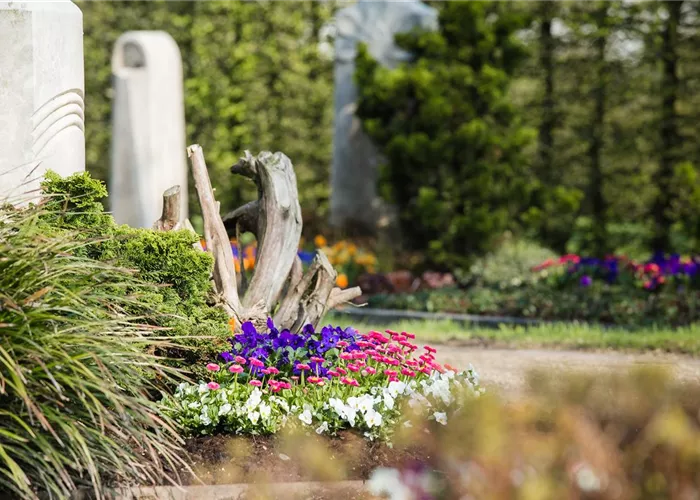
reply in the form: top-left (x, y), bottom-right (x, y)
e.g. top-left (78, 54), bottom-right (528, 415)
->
top-left (436, 345), bottom-right (700, 397)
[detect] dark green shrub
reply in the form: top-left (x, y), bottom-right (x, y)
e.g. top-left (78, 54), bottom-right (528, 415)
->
top-left (38, 171), bottom-right (230, 364)
top-left (355, 1), bottom-right (536, 268)
top-left (0, 208), bottom-right (186, 499)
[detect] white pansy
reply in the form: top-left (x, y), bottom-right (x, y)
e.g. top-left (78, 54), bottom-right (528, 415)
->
top-left (367, 468), bottom-right (412, 500)
top-left (259, 402), bottom-right (271, 420)
top-left (329, 398), bottom-right (346, 419)
top-left (200, 412), bottom-right (211, 426)
top-left (433, 412), bottom-right (447, 425)
top-left (299, 409), bottom-right (313, 425)
top-left (382, 392), bottom-right (395, 410)
top-left (245, 388), bottom-right (262, 411)
top-left (364, 408), bottom-right (383, 428)
top-left (218, 403), bottom-right (232, 416)
top-left (248, 411), bottom-right (260, 425)
top-left (343, 404), bottom-right (357, 427)
top-left (387, 380), bottom-right (407, 398)
top-left (198, 383), bottom-right (209, 394)
top-left (315, 422), bottom-right (329, 434)
top-left (187, 401), bottom-right (201, 410)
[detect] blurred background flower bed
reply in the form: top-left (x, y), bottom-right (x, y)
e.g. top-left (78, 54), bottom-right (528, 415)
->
top-left (363, 238), bottom-right (700, 327)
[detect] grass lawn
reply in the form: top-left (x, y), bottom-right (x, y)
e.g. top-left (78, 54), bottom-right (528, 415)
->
top-left (325, 314), bottom-right (700, 355)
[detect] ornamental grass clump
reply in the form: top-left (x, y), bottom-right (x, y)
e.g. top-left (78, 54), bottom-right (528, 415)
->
top-left (0, 208), bottom-right (187, 499)
top-left (161, 320), bottom-right (482, 440)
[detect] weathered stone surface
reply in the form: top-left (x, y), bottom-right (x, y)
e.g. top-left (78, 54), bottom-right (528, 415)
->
top-left (110, 31), bottom-right (188, 228)
top-left (0, 0), bottom-right (85, 203)
top-left (330, 0), bottom-right (437, 234)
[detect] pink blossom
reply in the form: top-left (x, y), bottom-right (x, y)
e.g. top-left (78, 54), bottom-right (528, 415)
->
top-left (384, 369), bottom-right (398, 377)
top-left (401, 368), bottom-right (416, 377)
top-left (310, 356), bottom-right (325, 364)
top-left (207, 381), bottom-right (220, 390)
top-left (340, 352), bottom-right (353, 361)
top-left (347, 364), bottom-right (360, 372)
top-left (249, 380), bottom-right (262, 387)
top-left (235, 356), bottom-right (247, 365)
top-left (206, 363), bottom-right (220, 372)
top-left (337, 341), bottom-right (349, 348)
top-left (249, 357), bottom-right (265, 368)
top-left (365, 367), bottom-right (377, 375)
top-left (296, 363), bottom-right (311, 371)
top-left (229, 364), bottom-right (244, 374)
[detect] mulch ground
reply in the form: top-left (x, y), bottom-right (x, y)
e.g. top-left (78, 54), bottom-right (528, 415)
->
top-left (170, 431), bottom-right (427, 486)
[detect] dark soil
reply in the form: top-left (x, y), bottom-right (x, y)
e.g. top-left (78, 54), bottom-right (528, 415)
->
top-left (169, 431), bottom-right (427, 486)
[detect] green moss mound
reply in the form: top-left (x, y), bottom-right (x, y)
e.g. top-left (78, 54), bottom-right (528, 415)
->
top-left (37, 171), bottom-right (229, 364)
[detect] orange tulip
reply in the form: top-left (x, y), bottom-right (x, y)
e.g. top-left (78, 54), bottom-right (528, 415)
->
top-left (336, 273), bottom-right (349, 288)
top-left (314, 235), bottom-right (328, 248)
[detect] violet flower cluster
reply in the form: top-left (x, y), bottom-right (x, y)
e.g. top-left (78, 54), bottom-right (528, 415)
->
top-left (220, 318), bottom-right (360, 378)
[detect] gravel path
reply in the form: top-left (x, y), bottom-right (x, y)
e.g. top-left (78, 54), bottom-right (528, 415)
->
top-left (435, 346), bottom-right (700, 397)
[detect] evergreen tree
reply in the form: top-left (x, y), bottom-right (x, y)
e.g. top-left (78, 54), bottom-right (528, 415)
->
top-left (355, 1), bottom-right (535, 268)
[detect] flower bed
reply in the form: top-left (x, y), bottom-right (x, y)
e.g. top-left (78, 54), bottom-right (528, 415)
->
top-left (161, 321), bottom-right (482, 440)
top-left (366, 253), bottom-right (700, 326)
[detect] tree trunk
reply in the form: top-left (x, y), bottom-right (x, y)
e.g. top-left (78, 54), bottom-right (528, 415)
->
top-left (589, 3), bottom-right (609, 257)
top-left (652, 0), bottom-right (683, 253)
top-left (190, 146), bottom-right (361, 332)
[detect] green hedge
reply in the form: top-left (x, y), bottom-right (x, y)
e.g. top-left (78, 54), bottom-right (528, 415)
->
top-left (79, 1), bottom-right (336, 233)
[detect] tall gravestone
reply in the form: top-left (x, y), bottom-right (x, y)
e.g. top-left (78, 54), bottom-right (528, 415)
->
top-left (110, 31), bottom-right (188, 228)
top-left (330, 0), bottom-right (437, 234)
top-left (0, 0), bottom-right (85, 203)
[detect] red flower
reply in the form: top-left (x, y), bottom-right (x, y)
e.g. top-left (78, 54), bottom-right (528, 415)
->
top-left (403, 332), bottom-right (416, 339)
top-left (424, 346), bottom-right (437, 354)
top-left (347, 364), bottom-right (360, 372)
top-left (384, 369), bottom-right (398, 377)
top-left (337, 367), bottom-right (347, 376)
top-left (364, 367), bottom-right (377, 375)
top-left (307, 376), bottom-right (322, 384)
top-left (328, 370), bottom-right (341, 377)
top-left (401, 368), bottom-right (416, 377)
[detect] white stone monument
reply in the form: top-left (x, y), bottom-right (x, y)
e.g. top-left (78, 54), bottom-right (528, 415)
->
top-left (0, 0), bottom-right (85, 203)
top-left (330, 0), bottom-right (437, 234)
top-left (110, 31), bottom-right (188, 228)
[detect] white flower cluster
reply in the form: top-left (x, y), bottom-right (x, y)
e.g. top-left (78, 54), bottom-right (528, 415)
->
top-left (162, 368), bottom-right (483, 440)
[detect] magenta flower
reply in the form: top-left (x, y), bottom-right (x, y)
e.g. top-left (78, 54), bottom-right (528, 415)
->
top-left (296, 363), bottom-right (311, 371)
top-left (249, 380), bottom-right (262, 387)
top-left (235, 356), bottom-right (247, 365)
top-left (206, 363), bottom-right (220, 372)
top-left (229, 364), bottom-right (244, 374)
top-left (207, 381), bottom-right (220, 390)
top-left (310, 356), bottom-right (325, 364)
